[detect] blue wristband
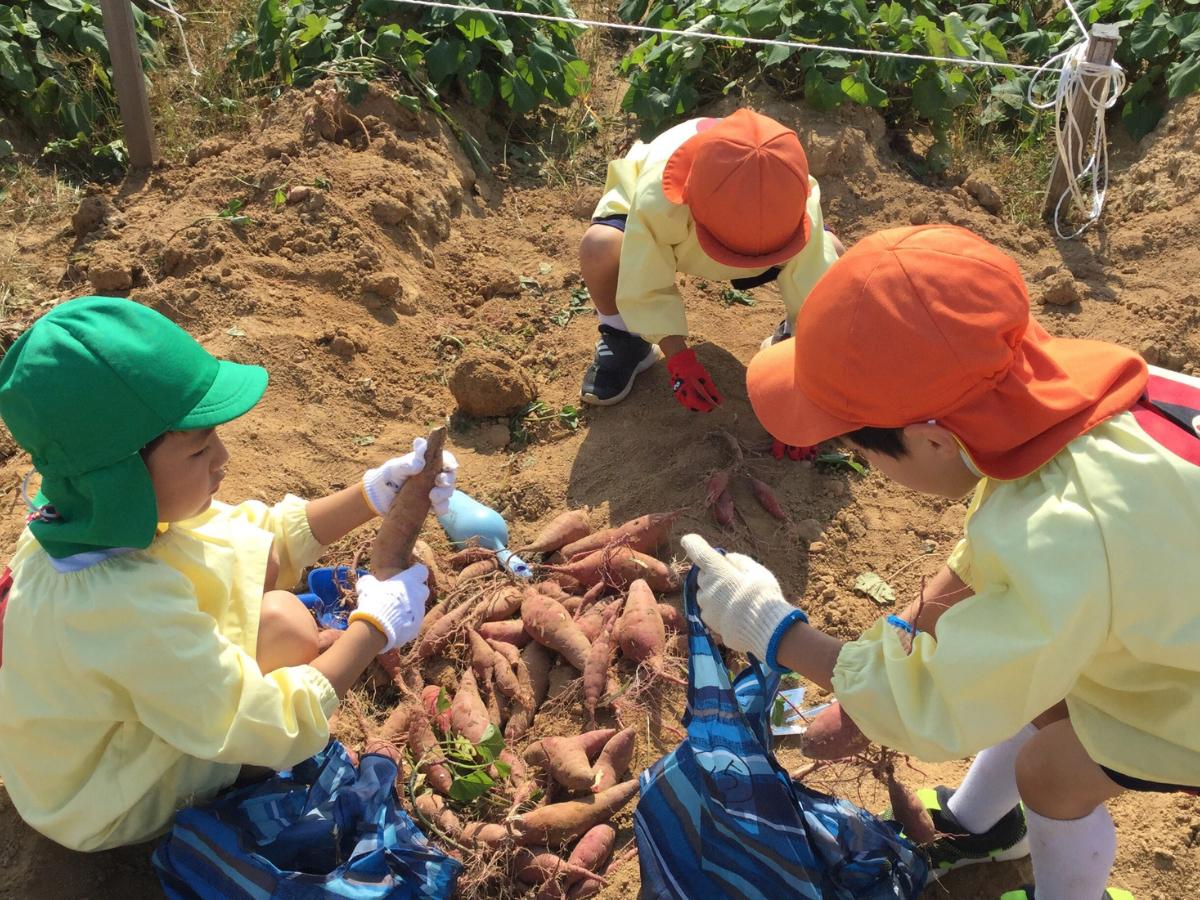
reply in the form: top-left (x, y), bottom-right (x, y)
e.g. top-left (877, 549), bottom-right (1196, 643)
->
top-left (764, 608), bottom-right (809, 673)
top-left (886, 614), bottom-right (916, 636)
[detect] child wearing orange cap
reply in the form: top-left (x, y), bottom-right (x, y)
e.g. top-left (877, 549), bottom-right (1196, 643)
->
top-left (578, 109), bottom-right (843, 458)
top-left (682, 225), bottom-right (1200, 900)
top-left (0, 296), bottom-right (456, 851)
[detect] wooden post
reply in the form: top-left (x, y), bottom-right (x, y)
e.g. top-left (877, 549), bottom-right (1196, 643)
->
top-left (1043, 23), bottom-right (1119, 222)
top-left (99, 0), bottom-right (158, 168)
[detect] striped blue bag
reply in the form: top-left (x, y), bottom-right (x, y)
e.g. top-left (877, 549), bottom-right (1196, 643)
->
top-left (634, 566), bottom-right (928, 899)
top-left (152, 740), bottom-right (461, 900)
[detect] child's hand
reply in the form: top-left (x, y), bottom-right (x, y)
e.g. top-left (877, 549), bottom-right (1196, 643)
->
top-left (362, 438), bottom-right (458, 517)
top-left (681, 534), bottom-right (805, 669)
top-left (667, 348), bottom-right (723, 412)
top-left (348, 565), bottom-right (429, 652)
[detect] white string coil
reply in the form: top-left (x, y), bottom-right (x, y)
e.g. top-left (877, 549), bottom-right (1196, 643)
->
top-left (1029, 38), bottom-right (1125, 238)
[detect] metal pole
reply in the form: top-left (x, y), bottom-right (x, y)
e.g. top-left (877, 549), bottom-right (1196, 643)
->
top-left (99, 0), bottom-right (158, 168)
top-left (1043, 23), bottom-right (1119, 222)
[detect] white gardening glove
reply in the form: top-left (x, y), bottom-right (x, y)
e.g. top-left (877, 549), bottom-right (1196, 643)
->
top-left (362, 437), bottom-right (458, 517)
top-left (681, 533), bottom-right (807, 670)
top-left (347, 566), bottom-right (429, 652)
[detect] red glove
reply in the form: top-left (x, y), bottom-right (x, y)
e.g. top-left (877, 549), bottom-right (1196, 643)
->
top-left (772, 438), bottom-right (819, 462)
top-left (667, 348), bottom-right (723, 412)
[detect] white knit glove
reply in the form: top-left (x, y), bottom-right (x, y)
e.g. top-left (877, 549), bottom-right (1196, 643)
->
top-left (348, 566), bottom-right (429, 652)
top-left (681, 534), bottom-right (806, 669)
top-left (362, 437), bottom-right (458, 517)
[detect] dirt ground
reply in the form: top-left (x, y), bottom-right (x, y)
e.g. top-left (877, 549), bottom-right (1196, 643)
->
top-left (2, 72), bottom-right (1199, 899)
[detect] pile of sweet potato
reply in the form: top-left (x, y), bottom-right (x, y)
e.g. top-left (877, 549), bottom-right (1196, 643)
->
top-left (329, 456), bottom-right (688, 897)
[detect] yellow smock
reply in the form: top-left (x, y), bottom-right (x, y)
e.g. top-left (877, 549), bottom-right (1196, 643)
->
top-left (0, 495), bottom-right (338, 851)
top-left (592, 118), bottom-right (840, 344)
top-left (833, 412), bottom-right (1200, 785)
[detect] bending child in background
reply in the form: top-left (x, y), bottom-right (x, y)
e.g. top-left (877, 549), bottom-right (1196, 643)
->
top-left (685, 225), bottom-right (1200, 900)
top-left (0, 296), bottom-right (455, 852)
top-left (578, 108), bottom-right (844, 459)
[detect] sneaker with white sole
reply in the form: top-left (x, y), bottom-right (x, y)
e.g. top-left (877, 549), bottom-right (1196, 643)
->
top-left (920, 785), bottom-right (1030, 879)
top-left (759, 318), bottom-right (793, 351)
top-left (580, 325), bottom-right (663, 406)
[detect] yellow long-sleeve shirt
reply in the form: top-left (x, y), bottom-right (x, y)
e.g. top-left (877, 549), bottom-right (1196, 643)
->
top-left (592, 118), bottom-right (840, 344)
top-left (832, 412), bottom-right (1200, 785)
top-left (0, 495), bottom-right (337, 851)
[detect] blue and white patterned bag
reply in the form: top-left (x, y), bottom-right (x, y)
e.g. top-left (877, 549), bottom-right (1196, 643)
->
top-left (634, 565), bottom-right (928, 900)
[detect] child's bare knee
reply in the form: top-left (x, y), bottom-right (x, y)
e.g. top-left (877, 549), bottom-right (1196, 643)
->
top-left (579, 224), bottom-right (622, 269)
top-left (257, 590), bottom-right (319, 672)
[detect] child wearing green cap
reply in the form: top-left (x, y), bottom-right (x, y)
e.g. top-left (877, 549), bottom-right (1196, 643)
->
top-left (683, 226), bottom-right (1200, 900)
top-left (0, 296), bottom-right (457, 852)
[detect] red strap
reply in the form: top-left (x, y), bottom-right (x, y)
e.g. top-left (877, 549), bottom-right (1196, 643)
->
top-left (1132, 371), bottom-right (1200, 467)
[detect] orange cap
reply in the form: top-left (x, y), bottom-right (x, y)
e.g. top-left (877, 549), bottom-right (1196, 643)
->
top-left (747, 225), bottom-right (1148, 480)
top-left (662, 109), bottom-right (811, 268)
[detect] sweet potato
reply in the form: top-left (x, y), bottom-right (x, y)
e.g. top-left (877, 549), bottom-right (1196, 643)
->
top-left (533, 735), bottom-right (600, 792)
top-left (417, 599), bottom-right (447, 640)
top-left (712, 489), bottom-right (735, 528)
top-left (704, 470), bottom-right (731, 507)
top-left (657, 603), bottom-right (684, 633)
top-left (617, 580), bottom-right (665, 666)
top-left (748, 476), bottom-right (787, 521)
top-left (414, 791), bottom-right (463, 840)
top-left (575, 607), bottom-right (606, 643)
top-left (559, 510), bottom-right (682, 559)
top-left (520, 509), bottom-right (592, 555)
top-left (486, 637), bottom-right (520, 666)
top-left (583, 605), bottom-right (623, 724)
top-left (886, 763), bottom-right (936, 844)
top-left (459, 557), bottom-right (500, 581)
top-left (450, 668), bottom-right (490, 743)
top-left (552, 824), bottom-right (616, 899)
top-left (478, 618), bottom-right (531, 647)
top-left (521, 590), bottom-right (592, 671)
top-left (447, 545), bottom-right (495, 570)
top-left (591, 727), bottom-right (635, 793)
top-left (372, 427), bottom-right (447, 579)
top-left (489, 647), bottom-right (528, 707)
top-left (462, 821), bottom-right (508, 849)
top-left (546, 547), bottom-right (680, 593)
top-left (513, 849), bottom-right (608, 889)
top-left (484, 671), bottom-right (505, 728)
top-left (408, 712), bottom-right (453, 795)
top-left (478, 585), bottom-right (524, 622)
top-left (421, 684), bottom-right (452, 732)
top-left (508, 779), bottom-right (639, 845)
top-left (572, 581), bottom-right (609, 621)
top-left (377, 702), bottom-right (415, 746)
top-left (523, 728), bottom-right (615, 769)
top-left (415, 597), bottom-right (480, 659)
top-left (505, 640), bottom-right (553, 741)
top-left (799, 700), bottom-right (870, 760)
top-left (535, 581), bottom-right (570, 599)
top-left (467, 628), bottom-right (496, 683)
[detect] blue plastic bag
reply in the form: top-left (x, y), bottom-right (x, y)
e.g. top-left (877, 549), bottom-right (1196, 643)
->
top-left (634, 566), bottom-right (928, 900)
top-left (152, 741), bottom-right (461, 899)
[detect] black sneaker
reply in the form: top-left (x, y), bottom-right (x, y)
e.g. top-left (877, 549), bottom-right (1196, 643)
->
top-left (919, 786), bottom-right (1029, 879)
top-left (580, 325), bottom-right (662, 406)
top-left (758, 318), bottom-right (793, 351)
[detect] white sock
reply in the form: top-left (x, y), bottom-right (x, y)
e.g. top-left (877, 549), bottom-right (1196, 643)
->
top-left (598, 312), bottom-right (628, 331)
top-left (947, 724), bottom-right (1037, 833)
top-left (1026, 805), bottom-right (1116, 900)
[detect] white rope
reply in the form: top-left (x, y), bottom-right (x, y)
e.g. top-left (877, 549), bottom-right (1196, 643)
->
top-left (143, 0), bottom-right (199, 77)
top-left (386, 0), bottom-right (1055, 73)
top-left (1028, 39), bottom-right (1125, 238)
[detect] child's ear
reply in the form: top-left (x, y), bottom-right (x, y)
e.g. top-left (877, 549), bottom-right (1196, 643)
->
top-left (903, 422), bottom-right (962, 459)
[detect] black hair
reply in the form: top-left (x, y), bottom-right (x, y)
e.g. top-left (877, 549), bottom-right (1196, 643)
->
top-left (843, 426), bottom-right (907, 458)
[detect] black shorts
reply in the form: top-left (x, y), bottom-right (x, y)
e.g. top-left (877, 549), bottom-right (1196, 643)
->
top-left (1099, 766), bottom-right (1200, 795)
top-left (589, 214), bottom-right (783, 290)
